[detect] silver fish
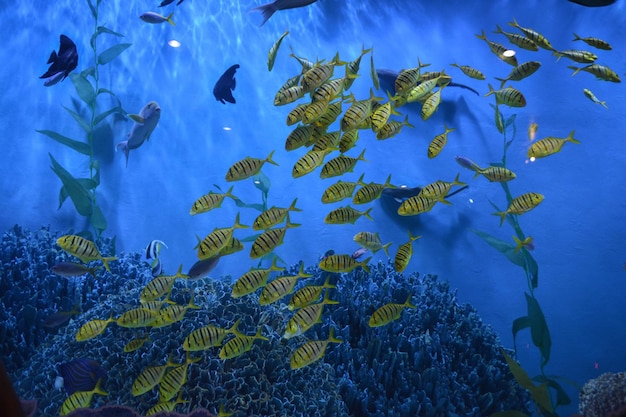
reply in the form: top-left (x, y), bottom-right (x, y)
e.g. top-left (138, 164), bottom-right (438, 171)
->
top-left (51, 262), bottom-right (101, 278)
top-left (140, 12), bottom-right (175, 26)
top-left (116, 101), bottom-right (161, 167)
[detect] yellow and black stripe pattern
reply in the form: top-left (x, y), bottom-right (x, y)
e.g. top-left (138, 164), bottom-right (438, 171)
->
top-left (285, 125), bottom-right (314, 151)
top-left (485, 84), bottom-right (526, 107)
top-left (450, 63), bottom-right (487, 79)
top-left (339, 129), bottom-right (359, 153)
top-left (302, 99), bottom-right (330, 125)
top-left (321, 173), bottom-right (364, 203)
top-left (131, 356), bottom-right (178, 396)
top-left (312, 131), bottom-right (341, 152)
top-left (301, 62), bottom-right (336, 92)
top-left (312, 77), bottom-right (345, 102)
top-left (376, 115), bottom-right (414, 140)
top-left (151, 297), bottom-right (201, 328)
top-left (527, 131), bottom-right (580, 159)
top-left (274, 85), bottom-right (305, 106)
top-left (183, 319), bottom-right (240, 351)
top-left (573, 33), bottom-right (611, 51)
top-left (290, 327), bottom-right (343, 370)
top-left (140, 275), bottom-right (177, 303)
top-left (190, 185), bottom-right (236, 215)
top-left (315, 100), bottom-right (344, 128)
top-left (419, 173), bottom-right (465, 201)
top-left (569, 64), bottom-right (620, 83)
top-left (260, 264), bottom-right (312, 305)
top-left (393, 232), bottom-right (422, 273)
top-left (493, 192), bottom-right (544, 226)
top-left (283, 293), bottom-right (339, 339)
top-left (398, 195), bottom-right (438, 216)
top-left (288, 276), bottom-right (336, 311)
top-left (475, 30), bottom-right (518, 66)
top-left (320, 149), bottom-right (367, 178)
top-left (75, 315), bottom-right (115, 341)
top-left (219, 327), bottom-right (268, 359)
top-left (493, 25), bottom-right (538, 51)
top-left (496, 61), bottom-right (541, 88)
top-left (319, 254), bottom-right (371, 273)
top-left (250, 218), bottom-right (300, 259)
top-left (353, 174), bottom-right (393, 205)
top-left (123, 336), bottom-right (150, 353)
top-left (286, 103), bottom-right (308, 126)
top-left (225, 151), bottom-right (278, 182)
top-left (231, 259), bottom-right (284, 298)
top-left (476, 166), bottom-right (516, 182)
top-left (159, 356), bottom-right (200, 401)
top-left (146, 392), bottom-right (188, 415)
top-left (253, 198), bottom-right (302, 230)
top-left (57, 234), bottom-right (118, 272)
top-left (197, 214), bottom-right (248, 260)
top-left (421, 88), bottom-right (443, 121)
top-left (369, 294), bottom-right (417, 327)
top-left (292, 149), bottom-right (332, 178)
top-left (117, 307), bottom-right (158, 328)
top-left (508, 18), bottom-right (554, 51)
top-left (60, 379), bottom-right (108, 416)
top-left (324, 205), bottom-right (373, 224)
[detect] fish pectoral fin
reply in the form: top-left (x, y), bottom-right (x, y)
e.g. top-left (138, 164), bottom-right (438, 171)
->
top-left (128, 114), bottom-right (145, 124)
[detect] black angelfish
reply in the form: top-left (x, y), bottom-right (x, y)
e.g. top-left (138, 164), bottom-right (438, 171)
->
top-left (40, 34), bottom-right (78, 87)
top-left (251, 0), bottom-right (318, 26)
top-left (159, 0), bottom-right (185, 6)
top-left (213, 64), bottom-right (240, 104)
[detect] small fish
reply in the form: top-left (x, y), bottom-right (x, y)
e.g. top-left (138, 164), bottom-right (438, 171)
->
top-left (324, 205), bottom-right (373, 225)
top-left (369, 294), bottom-right (417, 327)
top-left (57, 358), bottom-right (107, 395)
top-left (116, 307), bottom-right (158, 328)
top-left (197, 214), bottom-right (248, 260)
top-left (454, 155), bottom-right (481, 172)
top-left (214, 64), bottom-right (240, 104)
top-left (353, 174), bottom-right (394, 205)
top-left (274, 85), bottom-right (305, 106)
top-left (485, 84), bottom-right (526, 107)
top-left (116, 101), bottom-right (161, 167)
top-left (57, 235), bottom-right (117, 273)
top-left (251, 0), bottom-right (318, 27)
top-left (301, 53), bottom-right (345, 92)
top-left (583, 88), bottom-right (608, 108)
top-left (475, 30), bottom-right (519, 66)
top-left (552, 50), bottom-right (597, 64)
top-left (51, 262), bottom-right (101, 279)
top-left (290, 327), bottom-right (342, 369)
top-left (353, 232), bottom-right (391, 256)
top-left (159, 356), bottom-right (201, 401)
top-left (146, 392), bottom-right (188, 416)
top-left (319, 254), bottom-right (371, 273)
top-left (508, 18), bottom-right (554, 51)
top-left (427, 124), bottom-right (455, 159)
top-left (259, 263), bottom-right (312, 305)
top-left (493, 192), bottom-right (544, 226)
top-left (351, 247), bottom-right (369, 260)
top-left (231, 258), bottom-right (284, 298)
top-left (495, 61), bottom-right (541, 88)
top-left (151, 297), bottom-right (201, 328)
top-left (75, 314), bottom-right (116, 341)
top-left (219, 326), bottom-right (268, 359)
top-left (283, 292), bottom-right (338, 339)
top-left (186, 257), bottom-right (220, 280)
top-left (344, 45), bottom-right (372, 90)
top-left (43, 304), bottom-right (81, 328)
top-left (394, 231), bottom-right (421, 273)
top-left (249, 216), bottom-right (300, 259)
top-left (397, 195), bottom-right (439, 216)
top-left (321, 173), bottom-right (365, 203)
top-left (419, 173), bottom-right (466, 202)
top-left (421, 87), bottom-right (444, 121)
top-left (132, 356), bottom-right (179, 396)
top-left (59, 378), bottom-right (108, 416)
top-left (474, 165), bottom-right (516, 182)
top-left (450, 63), bottom-right (486, 80)
top-left (492, 24), bottom-right (538, 51)
top-left (513, 236), bottom-right (534, 252)
top-left (288, 276), bottom-right (336, 310)
top-left (568, 64), bottom-right (620, 82)
top-left (572, 33), bottom-right (612, 50)
top-left (225, 151), bottom-right (278, 182)
top-left (145, 240), bottom-right (168, 260)
top-left (183, 319), bottom-right (240, 351)
top-left (376, 115), bottom-right (414, 140)
top-left (370, 51), bottom-right (380, 90)
top-left (124, 336), bottom-right (151, 353)
top-left (140, 12), bottom-right (175, 26)
top-left (527, 130), bottom-right (580, 159)
top-left (190, 186), bottom-right (236, 215)
top-left (40, 35), bottom-right (78, 86)
top-left (528, 122), bottom-right (539, 141)
top-left (320, 149), bottom-right (367, 179)
top-left (140, 265), bottom-right (187, 303)
top-left (268, 31), bottom-right (289, 71)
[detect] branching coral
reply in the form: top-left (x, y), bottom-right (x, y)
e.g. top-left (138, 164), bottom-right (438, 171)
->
top-left (579, 372), bottom-right (626, 417)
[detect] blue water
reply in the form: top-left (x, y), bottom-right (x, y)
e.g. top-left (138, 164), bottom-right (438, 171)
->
top-left (1, 0), bottom-right (625, 415)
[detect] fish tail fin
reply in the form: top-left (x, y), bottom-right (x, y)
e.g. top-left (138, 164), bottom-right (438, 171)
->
top-left (475, 30), bottom-right (487, 41)
top-left (357, 148), bottom-right (367, 162)
top-left (47, 50), bottom-right (58, 64)
top-left (93, 378), bottom-right (109, 396)
top-left (566, 130), bottom-right (581, 144)
top-left (493, 211), bottom-right (507, 226)
top-left (568, 66), bottom-right (581, 77)
top-left (88, 265), bottom-right (102, 279)
top-left (166, 12), bottom-right (175, 26)
top-left (600, 100), bottom-right (608, 109)
top-left (266, 150), bottom-right (279, 166)
top-left (101, 257), bottom-right (118, 273)
top-left (255, 326), bottom-right (269, 341)
top-left (362, 207), bottom-right (374, 222)
top-left (359, 257), bottom-right (372, 274)
top-left (328, 327), bottom-right (343, 344)
top-left (572, 32), bottom-right (582, 42)
top-left (493, 24), bottom-right (503, 35)
top-left (187, 295), bottom-right (202, 310)
top-left (404, 293), bottom-right (417, 309)
top-left (403, 115), bottom-right (415, 129)
top-left (495, 77), bottom-right (507, 89)
top-left (382, 241), bottom-right (392, 258)
top-left (251, 3), bottom-right (277, 27)
top-left (485, 83), bottom-right (495, 97)
top-left (288, 197), bottom-right (302, 212)
top-left (552, 51), bottom-right (563, 62)
top-left (228, 318), bottom-right (242, 334)
top-left (116, 141), bottom-right (130, 167)
top-left (233, 212), bottom-right (249, 229)
top-left (453, 172), bottom-right (467, 187)
top-left (322, 289), bottom-right (340, 305)
top-left (512, 235), bottom-right (523, 253)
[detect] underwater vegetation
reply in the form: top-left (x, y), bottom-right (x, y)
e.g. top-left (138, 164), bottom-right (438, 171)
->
top-left (1, 226), bottom-right (534, 416)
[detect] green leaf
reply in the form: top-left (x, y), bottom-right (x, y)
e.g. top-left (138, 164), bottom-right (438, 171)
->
top-left (532, 375), bottom-right (571, 406)
top-left (69, 73), bottom-right (96, 106)
top-left (491, 104), bottom-right (504, 134)
top-left (94, 106), bottom-right (120, 126)
top-left (231, 196), bottom-right (265, 212)
top-left (91, 160), bottom-right (100, 186)
top-left (505, 114), bottom-right (517, 128)
top-left (49, 153), bottom-right (93, 216)
top-left (90, 25), bottom-right (124, 49)
top-left (91, 205), bottom-right (107, 233)
top-left (63, 106), bottom-right (91, 133)
top-left (240, 233), bottom-right (261, 243)
top-left (86, 0), bottom-right (97, 19)
top-left (512, 315), bottom-right (530, 349)
top-left (97, 43), bottom-right (132, 65)
top-left (523, 250), bottom-right (539, 289)
top-left (525, 293), bottom-right (551, 368)
top-left (81, 66), bottom-right (96, 79)
top-left (252, 171), bottom-right (271, 194)
top-left (59, 178), bottom-right (98, 209)
top-left (36, 130), bottom-right (91, 155)
top-left (96, 88), bottom-right (116, 97)
top-left (471, 229), bottom-right (525, 267)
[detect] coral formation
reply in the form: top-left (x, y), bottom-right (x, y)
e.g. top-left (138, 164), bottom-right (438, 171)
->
top-left (2, 226), bottom-right (531, 416)
top-left (65, 405), bottom-right (216, 417)
top-left (579, 371), bottom-right (626, 417)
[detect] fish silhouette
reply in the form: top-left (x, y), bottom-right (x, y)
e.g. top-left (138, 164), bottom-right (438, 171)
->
top-left (213, 64), bottom-right (239, 104)
top-left (159, 0), bottom-right (185, 5)
top-left (40, 35), bottom-right (78, 86)
top-left (251, 0), bottom-right (318, 26)
top-left (376, 68), bottom-right (480, 96)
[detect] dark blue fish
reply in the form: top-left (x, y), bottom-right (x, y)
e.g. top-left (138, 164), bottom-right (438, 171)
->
top-left (251, 0), bottom-right (318, 26)
top-left (159, 0), bottom-right (185, 5)
top-left (376, 68), bottom-right (480, 96)
top-left (569, 0), bottom-right (614, 5)
top-left (39, 35), bottom-right (78, 86)
top-left (213, 64), bottom-right (239, 104)
top-left (57, 358), bottom-right (107, 395)
top-left (187, 257), bottom-right (220, 280)
top-left (42, 305), bottom-right (81, 328)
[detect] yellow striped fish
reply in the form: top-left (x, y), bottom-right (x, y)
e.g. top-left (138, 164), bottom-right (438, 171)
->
top-left (508, 18), bottom-right (554, 51)
top-left (513, 235), bottom-right (534, 253)
top-left (140, 299), bottom-right (169, 311)
top-left (427, 124), bottom-right (455, 159)
top-left (60, 378), bottom-right (108, 416)
top-left (341, 90), bottom-right (383, 131)
top-left (370, 52), bottom-right (380, 90)
top-left (250, 216), bottom-right (300, 259)
top-left (75, 314), bottom-right (115, 341)
top-left (369, 294), bottom-right (417, 327)
top-left (253, 199), bottom-right (302, 230)
top-left (132, 355), bottom-right (179, 396)
top-left (290, 327), bottom-right (342, 370)
top-left (151, 297), bottom-right (201, 328)
top-left (376, 115), bottom-right (414, 140)
top-left (218, 237), bottom-right (244, 257)
top-left (225, 151), bottom-right (279, 181)
top-left (197, 213), bottom-right (248, 260)
top-left (394, 59), bottom-right (431, 94)
top-left (283, 292), bottom-right (339, 339)
top-left (319, 254), bottom-right (371, 273)
top-left (124, 335), bottom-right (150, 353)
top-left (421, 87), bottom-right (444, 121)
top-left (324, 205), bottom-right (373, 224)
top-left (493, 24), bottom-right (538, 51)
top-left (583, 89), bottom-right (608, 108)
top-left (394, 231), bottom-right (421, 273)
top-left (219, 326), bottom-right (268, 359)
top-left (302, 99), bottom-right (331, 125)
top-left (285, 125), bottom-right (315, 151)
top-left (312, 78), bottom-right (346, 102)
top-left (286, 103), bottom-right (308, 126)
top-left (527, 130), bottom-right (580, 159)
top-left (315, 100), bottom-right (344, 128)
top-left (419, 173), bottom-right (465, 202)
top-left (553, 50), bottom-right (597, 64)
top-left (231, 258), bottom-right (284, 298)
top-left (301, 53), bottom-right (345, 92)
top-left (573, 33), bottom-right (611, 50)
top-left (190, 186), bottom-right (236, 215)
top-left (339, 129), bottom-right (359, 153)
top-left (496, 61), bottom-right (541, 88)
top-left (117, 307), bottom-right (158, 328)
top-left (289, 47), bottom-right (315, 71)
top-left (370, 93), bottom-right (401, 133)
top-left (312, 131), bottom-right (341, 152)
top-left (397, 195), bottom-right (438, 216)
top-left (475, 30), bottom-right (519, 66)
top-left (146, 392), bottom-right (188, 416)
top-left (353, 174), bottom-right (394, 205)
top-left (292, 149), bottom-right (333, 178)
top-left (405, 73), bottom-right (447, 104)
top-left (274, 85), bottom-right (305, 106)
top-left (353, 232), bottom-right (391, 256)
top-left (474, 165), bottom-right (517, 182)
top-left (159, 356), bottom-right (201, 401)
top-left (260, 263), bottom-right (312, 305)
top-left (183, 319), bottom-right (240, 351)
top-left (568, 64), bottom-right (621, 83)
top-left (267, 31), bottom-right (288, 71)
top-left (485, 84), bottom-right (526, 107)
top-left (320, 149), bottom-right (367, 179)
top-left (140, 265), bottom-right (187, 303)
top-left (56, 235), bottom-right (117, 272)
top-left (344, 45), bottom-right (372, 89)
top-left (321, 173), bottom-right (364, 203)
top-left (289, 275), bottom-right (336, 310)
top-left (493, 192), bottom-right (544, 226)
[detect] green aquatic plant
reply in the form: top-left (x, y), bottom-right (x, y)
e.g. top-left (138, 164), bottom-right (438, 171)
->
top-left (475, 106), bottom-right (574, 417)
top-left (37, 0), bottom-right (131, 238)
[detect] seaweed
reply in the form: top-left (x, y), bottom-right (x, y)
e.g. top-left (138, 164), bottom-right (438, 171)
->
top-left (476, 106), bottom-right (574, 416)
top-left (37, 0), bottom-right (131, 239)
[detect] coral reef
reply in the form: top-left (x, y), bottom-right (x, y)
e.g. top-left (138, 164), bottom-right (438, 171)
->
top-left (2, 226), bottom-right (531, 416)
top-left (66, 405), bottom-right (216, 417)
top-left (579, 371), bottom-right (626, 417)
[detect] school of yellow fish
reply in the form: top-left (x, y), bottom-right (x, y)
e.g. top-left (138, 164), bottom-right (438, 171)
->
top-left (53, 18), bottom-right (614, 415)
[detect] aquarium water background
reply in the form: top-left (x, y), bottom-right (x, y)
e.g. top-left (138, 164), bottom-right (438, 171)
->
top-left (0, 0), bottom-right (625, 416)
